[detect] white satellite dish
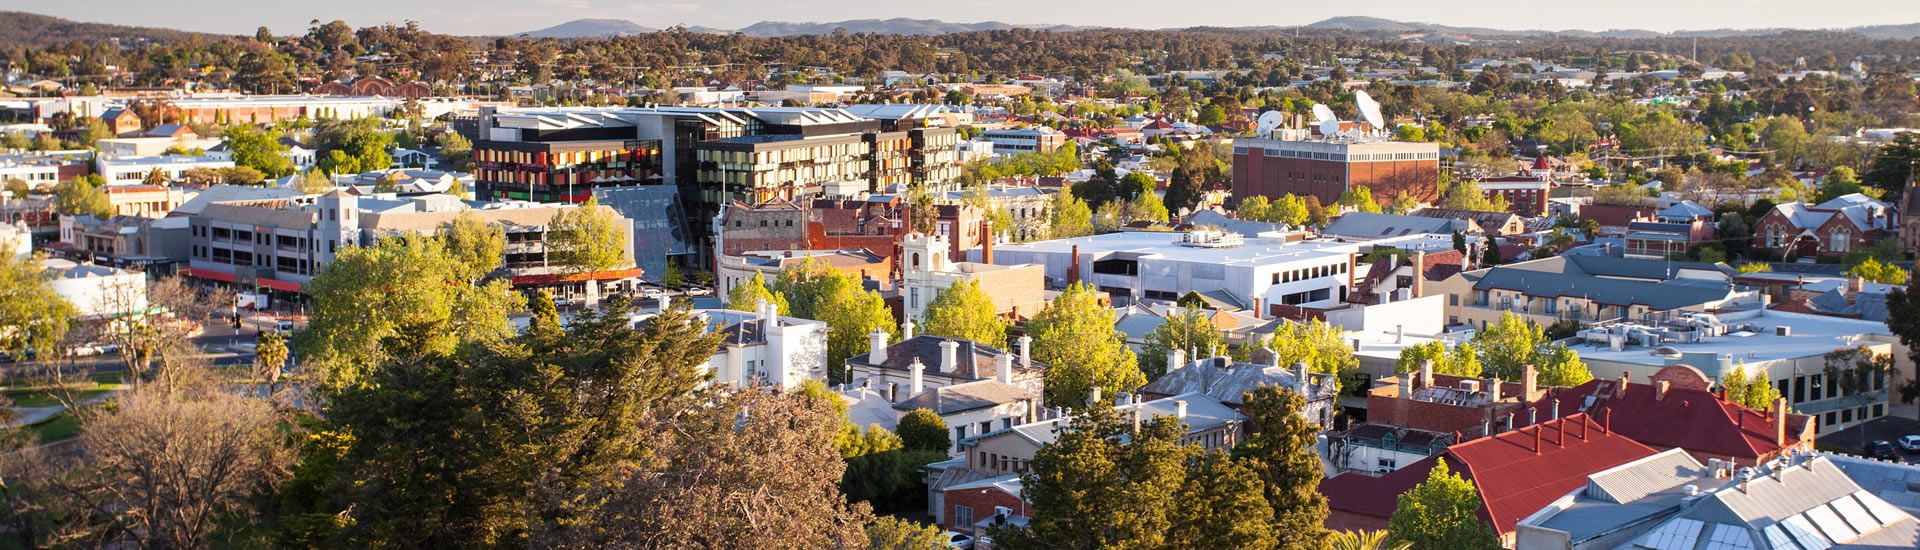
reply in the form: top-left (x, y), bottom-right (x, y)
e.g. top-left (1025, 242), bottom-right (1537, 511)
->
top-left (1354, 90), bottom-right (1385, 133)
top-left (1318, 119), bottom-right (1342, 137)
top-left (1311, 103), bottom-right (1338, 125)
top-left (1255, 111), bottom-right (1286, 135)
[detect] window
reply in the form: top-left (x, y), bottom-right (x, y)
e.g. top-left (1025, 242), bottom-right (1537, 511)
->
top-left (980, 421), bottom-right (993, 435)
top-left (1377, 458), bottom-right (1397, 470)
top-left (955, 426), bottom-right (968, 445)
top-left (954, 506), bottom-right (974, 530)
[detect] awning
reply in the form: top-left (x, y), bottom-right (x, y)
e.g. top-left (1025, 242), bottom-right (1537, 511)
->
top-left (180, 267), bottom-right (304, 293)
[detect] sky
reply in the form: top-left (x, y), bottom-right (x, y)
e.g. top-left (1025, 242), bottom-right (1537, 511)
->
top-left (12, 0), bottom-right (1920, 36)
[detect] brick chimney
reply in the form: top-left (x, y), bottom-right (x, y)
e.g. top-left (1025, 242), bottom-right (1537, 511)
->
top-left (1294, 360), bottom-right (1311, 394)
top-left (1419, 360), bottom-right (1434, 389)
top-left (1086, 386), bottom-right (1103, 407)
top-left (939, 339), bottom-right (960, 374)
top-left (1522, 364), bottom-right (1538, 403)
top-left (869, 328), bottom-right (889, 364)
top-left (1174, 399), bottom-right (1188, 419)
top-left (1614, 372), bottom-right (1631, 399)
top-left (901, 319), bottom-right (916, 340)
top-left (997, 352), bottom-right (1014, 383)
top-left (1067, 245), bottom-right (1081, 286)
top-left (1848, 276), bottom-right (1864, 296)
top-left (1168, 348), bottom-right (1187, 373)
top-left (980, 219), bottom-right (994, 264)
top-left (1656, 380), bottom-right (1671, 401)
top-left (1774, 396), bottom-right (1789, 447)
top-left (1412, 250), bottom-right (1427, 297)
top-left (1488, 377), bottom-right (1502, 402)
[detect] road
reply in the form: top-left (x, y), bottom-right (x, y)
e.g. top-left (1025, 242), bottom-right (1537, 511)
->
top-left (1, 310), bottom-right (271, 380)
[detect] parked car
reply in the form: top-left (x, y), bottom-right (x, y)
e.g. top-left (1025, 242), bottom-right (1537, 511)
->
top-left (277, 320), bottom-right (296, 334)
top-left (683, 287), bottom-right (713, 297)
top-left (1869, 440), bottom-right (1899, 460)
top-left (1899, 435), bottom-right (1920, 453)
top-left (939, 531), bottom-right (974, 549)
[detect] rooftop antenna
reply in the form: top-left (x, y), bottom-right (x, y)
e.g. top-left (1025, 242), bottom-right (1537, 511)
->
top-left (1310, 103), bottom-right (1337, 127)
top-left (1318, 119), bottom-right (1342, 139)
top-left (1354, 90), bottom-right (1385, 135)
top-left (1255, 111), bottom-right (1286, 137)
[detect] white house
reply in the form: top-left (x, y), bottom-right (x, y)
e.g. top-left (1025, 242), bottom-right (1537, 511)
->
top-left (697, 301), bottom-right (828, 391)
top-left (42, 258), bottom-right (146, 318)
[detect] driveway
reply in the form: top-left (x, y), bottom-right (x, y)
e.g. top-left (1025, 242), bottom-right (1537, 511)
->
top-left (1817, 415), bottom-right (1920, 463)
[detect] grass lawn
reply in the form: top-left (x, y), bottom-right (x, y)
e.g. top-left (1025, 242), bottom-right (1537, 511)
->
top-left (29, 412), bottom-right (80, 444)
top-left (3, 388), bottom-right (112, 408)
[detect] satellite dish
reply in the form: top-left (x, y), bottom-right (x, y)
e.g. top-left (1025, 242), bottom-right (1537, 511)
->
top-left (1354, 90), bottom-right (1385, 133)
top-left (1255, 111), bottom-right (1286, 135)
top-left (1318, 119), bottom-right (1341, 137)
top-left (1310, 103), bottom-right (1337, 125)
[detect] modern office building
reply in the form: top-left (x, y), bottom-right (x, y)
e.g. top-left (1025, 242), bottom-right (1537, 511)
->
top-left (1232, 128), bottom-right (1441, 207)
top-left (976, 126), bottom-right (1065, 154)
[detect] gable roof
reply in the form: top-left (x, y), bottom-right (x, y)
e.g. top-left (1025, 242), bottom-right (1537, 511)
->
top-left (848, 335), bottom-right (1042, 381)
top-left (1137, 356), bottom-right (1339, 405)
top-left (1322, 413), bottom-right (1660, 536)
top-left (892, 378), bottom-right (1036, 415)
top-left (1322, 212), bottom-right (1461, 239)
top-left (1467, 255), bottom-right (1739, 310)
top-left (1553, 379), bottom-right (1812, 462)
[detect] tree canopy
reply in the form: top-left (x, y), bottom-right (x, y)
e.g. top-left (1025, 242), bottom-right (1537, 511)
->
top-left (1387, 461), bottom-right (1499, 550)
top-left (1026, 282), bottom-right (1143, 407)
top-left (919, 278), bottom-right (1009, 348)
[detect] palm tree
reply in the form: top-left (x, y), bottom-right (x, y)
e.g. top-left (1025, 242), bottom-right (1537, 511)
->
top-left (1330, 530), bottom-right (1412, 550)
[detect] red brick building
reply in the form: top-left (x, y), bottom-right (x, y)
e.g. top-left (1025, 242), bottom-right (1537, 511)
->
top-left (1232, 136), bottom-right (1441, 207)
top-left (940, 475), bottom-right (1027, 535)
top-left (1751, 195), bottom-right (1893, 260)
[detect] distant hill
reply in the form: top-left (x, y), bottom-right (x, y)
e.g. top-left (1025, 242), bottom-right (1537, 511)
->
top-left (520, 18), bottom-right (656, 38)
top-left (1301, 16), bottom-right (1530, 37)
top-left (1298, 16), bottom-right (1920, 41)
top-left (735, 18), bottom-right (1021, 37)
top-left (1849, 22), bottom-right (1920, 40)
top-left (0, 11), bottom-right (217, 47)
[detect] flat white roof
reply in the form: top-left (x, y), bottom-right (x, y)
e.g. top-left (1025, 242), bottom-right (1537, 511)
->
top-left (1575, 310), bottom-right (1891, 367)
top-left (991, 231), bottom-right (1366, 267)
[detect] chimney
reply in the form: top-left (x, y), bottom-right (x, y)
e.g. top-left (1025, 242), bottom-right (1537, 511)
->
top-left (1131, 407), bottom-right (1142, 434)
top-left (1087, 386), bottom-right (1103, 407)
top-left (901, 319), bottom-right (916, 340)
top-left (1522, 364), bottom-right (1538, 403)
top-left (980, 219), bottom-right (994, 264)
top-left (939, 339), bottom-right (960, 374)
top-left (1174, 399), bottom-right (1188, 419)
top-left (1488, 377), bottom-right (1502, 402)
top-left (997, 353), bottom-right (1014, 384)
top-left (1294, 360), bottom-right (1311, 394)
top-left (1419, 360), bottom-right (1434, 389)
top-left (1534, 423), bottom-right (1543, 454)
top-left (869, 328), bottom-right (889, 364)
top-left (1656, 380), bottom-right (1671, 401)
top-left (1482, 418), bottom-right (1492, 438)
top-left (1252, 298), bottom-right (1264, 319)
top-left (1550, 398), bottom-right (1561, 420)
top-left (1528, 405), bottom-right (1538, 426)
top-left (1614, 372), bottom-right (1631, 399)
top-left (887, 381), bottom-right (898, 402)
top-left (909, 358), bottom-right (925, 396)
top-left (1067, 245), bottom-right (1081, 286)
top-left (1018, 335), bottom-right (1033, 369)
top-left (1774, 396), bottom-right (1789, 447)
top-left (1397, 374), bottom-right (1413, 397)
top-left (757, 298), bottom-right (774, 322)
top-left (1118, 392), bottom-right (1133, 406)
top-left (1168, 348), bottom-right (1187, 373)
top-left (1412, 250), bottom-right (1427, 296)
top-left (1848, 276), bottom-right (1864, 295)
top-left (1396, 324), bottom-right (1405, 344)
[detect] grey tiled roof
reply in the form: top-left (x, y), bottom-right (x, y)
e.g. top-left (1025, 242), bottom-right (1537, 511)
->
top-left (1321, 212), bottom-right (1459, 239)
top-left (1469, 255), bottom-right (1739, 310)
top-left (892, 379), bottom-right (1036, 415)
top-left (1138, 357), bottom-right (1338, 405)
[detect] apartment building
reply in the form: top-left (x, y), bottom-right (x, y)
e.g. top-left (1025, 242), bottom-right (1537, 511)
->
top-left (976, 127), bottom-right (1065, 154)
top-left (987, 229), bottom-right (1381, 311)
top-left (183, 191), bottom-right (637, 302)
top-left (95, 155), bottom-right (235, 186)
top-left (1431, 253), bottom-right (1759, 329)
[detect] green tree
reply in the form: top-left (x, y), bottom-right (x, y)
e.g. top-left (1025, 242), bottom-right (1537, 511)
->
top-left (1167, 452), bottom-right (1279, 549)
top-left (1141, 307), bottom-right (1223, 379)
top-left (313, 117), bottom-right (395, 175)
top-left (1265, 319), bottom-right (1358, 382)
top-left (1237, 385), bottom-right (1332, 549)
top-left (1438, 179), bottom-right (1509, 212)
top-left (294, 233), bottom-right (520, 388)
top-left (1048, 187), bottom-right (1095, 238)
top-left (776, 261), bottom-right (897, 383)
top-left (995, 405), bottom-right (1189, 549)
top-left (1395, 340), bottom-right (1481, 377)
top-left (1388, 190), bottom-right (1422, 214)
top-left (1846, 256), bottom-right (1908, 285)
top-left (143, 167), bottom-right (169, 186)
top-left (896, 408), bottom-right (950, 452)
top-left (54, 174), bottom-right (113, 219)
top-left (1339, 186), bottom-right (1382, 213)
top-left (219, 166), bottom-right (267, 185)
top-left (435, 131), bottom-right (474, 172)
top-left (1863, 132), bottom-right (1920, 196)
top-left (1387, 461), bottom-right (1499, 550)
top-left (224, 125), bottom-right (296, 177)
top-left (1271, 194), bottom-right (1309, 226)
top-left (1472, 312), bottom-right (1541, 380)
top-left (440, 211), bottom-right (505, 282)
top-left (1537, 343), bottom-right (1594, 387)
top-left (867, 517), bottom-right (946, 550)
top-left (1481, 242), bottom-right (1504, 266)
top-left (547, 197), bottom-right (630, 304)
top-left (1026, 282), bottom-right (1144, 407)
top-left (294, 168), bottom-right (334, 194)
top-left (1239, 195), bottom-right (1272, 222)
top-left (0, 254), bottom-right (76, 359)
top-left (1330, 530), bottom-right (1411, 550)
top-left (1130, 190), bottom-right (1170, 224)
top-left (726, 270), bottom-right (789, 315)
top-left (920, 279), bottom-right (1009, 348)
top-left (254, 330), bottom-right (289, 392)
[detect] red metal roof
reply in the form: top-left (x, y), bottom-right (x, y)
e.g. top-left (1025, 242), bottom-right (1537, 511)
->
top-left (1550, 380), bottom-right (1811, 462)
top-left (1322, 413), bottom-right (1658, 536)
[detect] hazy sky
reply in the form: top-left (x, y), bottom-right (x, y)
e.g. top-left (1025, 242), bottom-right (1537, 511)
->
top-left (13, 0), bottom-right (1920, 36)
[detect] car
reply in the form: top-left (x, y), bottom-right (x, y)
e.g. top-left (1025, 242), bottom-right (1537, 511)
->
top-left (683, 287), bottom-right (713, 297)
top-left (938, 531), bottom-right (973, 549)
top-left (277, 320), bottom-right (296, 334)
top-left (1899, 435), bottom-right (1920, 453)
top-left (1869, 440), bottom-right (1899, 460)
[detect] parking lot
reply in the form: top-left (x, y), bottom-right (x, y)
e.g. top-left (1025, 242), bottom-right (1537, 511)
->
top-left (1816, 414), bottom-right (1920, 463)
